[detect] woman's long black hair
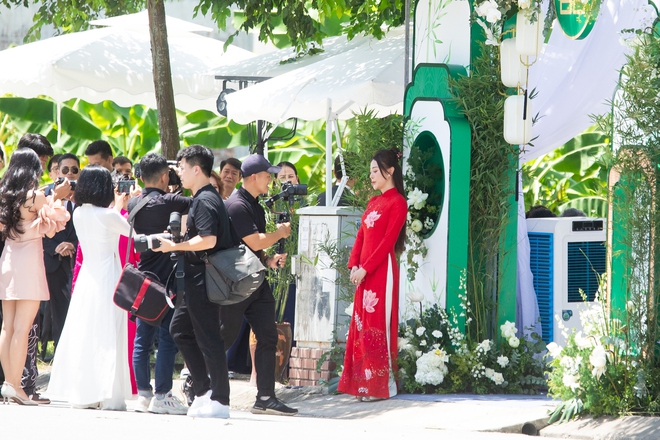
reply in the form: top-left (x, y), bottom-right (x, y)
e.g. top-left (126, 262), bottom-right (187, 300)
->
top-left (372, 148), bottom-right (406, 256)
top-left (0, 148), bottom-right (43, 240)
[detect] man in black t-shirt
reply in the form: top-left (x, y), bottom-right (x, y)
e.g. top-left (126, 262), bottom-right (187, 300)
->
top-left (156, 145), bottom-right (233, 419)
top-left (128, 153), bottom-right (191, 415)
top-left (224, 154), bottom-right (298, 416)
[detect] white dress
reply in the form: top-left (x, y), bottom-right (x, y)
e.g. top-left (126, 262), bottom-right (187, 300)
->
top-left (45, 205), bottom-right (132, 410)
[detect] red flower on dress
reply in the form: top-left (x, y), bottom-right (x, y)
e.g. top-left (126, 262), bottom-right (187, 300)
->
top-left (363, 290), bottom-right (379, 313)
top-left (364, 210), bottom-right (381, 228)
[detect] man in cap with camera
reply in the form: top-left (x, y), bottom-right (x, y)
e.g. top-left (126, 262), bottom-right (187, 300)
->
top-left (156, 145), bottom-right (235, 419)
top-left (127, 152), bottom-right (191, 415)
top-left (223, 154), bottom-right (298, 416)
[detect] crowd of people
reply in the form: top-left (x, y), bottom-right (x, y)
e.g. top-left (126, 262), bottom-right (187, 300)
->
top-left (0, 133), bottom-right (409, 417)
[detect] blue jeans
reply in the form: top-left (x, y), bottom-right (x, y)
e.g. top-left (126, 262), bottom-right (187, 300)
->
top-left (132, 307), bottom-right (177, 395)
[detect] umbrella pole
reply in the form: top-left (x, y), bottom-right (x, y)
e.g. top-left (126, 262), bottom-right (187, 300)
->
top-left (325, 99), bottom-right (333, 207)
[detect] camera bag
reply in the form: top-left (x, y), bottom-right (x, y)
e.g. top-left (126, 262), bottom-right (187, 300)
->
top-left (113, 192), bottom-right (174, 325)
top-left (203, 225), bottom-right (266, 305)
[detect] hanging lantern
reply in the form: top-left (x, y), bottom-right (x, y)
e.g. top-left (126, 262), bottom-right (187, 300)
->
top-left (500, 38), bottom-right (527, 88)
top-left (515, 11), bottom-right (543, 57)
top-left (503, 94), bottom-right (533, 145)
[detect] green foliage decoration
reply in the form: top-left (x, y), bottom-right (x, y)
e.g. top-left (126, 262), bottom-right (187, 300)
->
top-left (547, 27), bottom-right (660, 422)
top-left (449, 42), bottom-right (517, 342)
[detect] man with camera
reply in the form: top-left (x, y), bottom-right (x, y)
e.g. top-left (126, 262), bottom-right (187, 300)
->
top-left (127, 152), bottom-right (191, 415)
top-left (156, 145), bottom-right (234, 419)
top-left (223, 154), bottom-right (298, 416)
top-left (42, 154), bottom-right (80, 358)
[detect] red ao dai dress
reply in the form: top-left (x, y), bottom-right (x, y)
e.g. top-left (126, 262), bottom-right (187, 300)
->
top-left (338, 188), bottom-right (407, 399)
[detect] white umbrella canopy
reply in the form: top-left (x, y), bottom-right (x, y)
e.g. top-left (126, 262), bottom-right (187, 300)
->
top-left (0, 24), bottom-right (253, 112)
top-left (223, 29), bottom-right (405, 124)
top-left (208, 31), bottom-right (379, 81)
top-left (90, 10), bottom-right (213, 34)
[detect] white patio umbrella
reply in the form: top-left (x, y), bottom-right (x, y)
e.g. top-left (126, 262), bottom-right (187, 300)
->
top-left (0, 23), bottom-right (253, 112)
top-left (223, 30), bottom-right (404, 125)
top-left (90, 10), bottom-right (213, 34)
top-left (221, 29), bottom-right (405, 206)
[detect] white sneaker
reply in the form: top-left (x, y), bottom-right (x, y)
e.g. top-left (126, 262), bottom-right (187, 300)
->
top-left (148, 393), bottom-right (188, 415)
top-left (195, 399), bottom-right (230, 419)
top-left (186, 390), bottom-right (211, 417)
top-left (135, 395), bottom-right (152, 413)
top-left (179, 368), bottom-right (190, 379)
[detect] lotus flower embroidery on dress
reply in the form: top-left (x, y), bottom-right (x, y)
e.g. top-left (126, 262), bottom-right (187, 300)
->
top-left (364, 210), bottom-right (381, 228)
top-left (363, 290), bottom-right (379, 313)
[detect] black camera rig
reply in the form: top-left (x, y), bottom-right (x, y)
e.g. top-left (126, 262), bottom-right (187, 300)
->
top-left (264, 181), bottom-right (307, 254)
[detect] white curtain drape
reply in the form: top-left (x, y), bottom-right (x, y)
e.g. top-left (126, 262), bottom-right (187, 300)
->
top-left (515, 0), bottom-right (657, 337)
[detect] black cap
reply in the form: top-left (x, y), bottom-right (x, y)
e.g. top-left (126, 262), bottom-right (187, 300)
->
top-left (241, 154), bottom-right (281, 177)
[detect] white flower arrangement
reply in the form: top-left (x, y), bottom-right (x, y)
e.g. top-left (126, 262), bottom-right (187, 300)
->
top-left (473, 0), bottom-right (543, 45)
top-left (415, 349), bottom-right (450, 386)
top-left (497, 355), bottom-right (509, 368)
top-left (416, 326), bottom-right (426, 336)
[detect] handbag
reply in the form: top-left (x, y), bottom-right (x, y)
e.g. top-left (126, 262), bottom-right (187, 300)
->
top-left (203, 226), bottom-right (266, 306)
top-left (112, 192), bottom-right (174, 325)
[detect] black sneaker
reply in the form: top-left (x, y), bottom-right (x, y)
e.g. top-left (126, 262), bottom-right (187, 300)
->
top-left (251, 397), bottom-right (298, 416)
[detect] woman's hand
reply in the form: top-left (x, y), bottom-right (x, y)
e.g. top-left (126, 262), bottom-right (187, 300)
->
top-left (350, 267), bottom-right (366, 286)
top-left (113, 190), bottom-right (129, 212)
top-left (53, 179), bottom-right (71, 201)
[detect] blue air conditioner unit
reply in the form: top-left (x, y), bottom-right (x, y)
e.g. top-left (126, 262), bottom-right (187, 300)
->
top-left (526, 217), bottom-right (606, 346)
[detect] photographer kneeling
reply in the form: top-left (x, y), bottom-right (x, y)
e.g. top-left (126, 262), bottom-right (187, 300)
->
top-left (155, 145), bottom-right (234, 419)
top-left (127, 152), bottom-right (191, 415)
top-left (224, 154), bottom-right (298, 416)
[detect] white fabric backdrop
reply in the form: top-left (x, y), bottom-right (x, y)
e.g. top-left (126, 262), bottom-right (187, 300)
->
top-left (516, 0), bottom-right (657, 337)
top-left (523, 0), bottom-right (657, 162)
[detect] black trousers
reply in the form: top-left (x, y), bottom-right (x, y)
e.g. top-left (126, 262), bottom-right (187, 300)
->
top-left (221, 282), bottom-right (278, 398)
top-left (45, 262), bottom-right (72, 348)
top-left (170, 268), bottom-right (230, 405)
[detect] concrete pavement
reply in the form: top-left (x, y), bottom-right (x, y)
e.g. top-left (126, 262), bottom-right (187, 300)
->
top-left (2, 375), bottom-right (659, 439)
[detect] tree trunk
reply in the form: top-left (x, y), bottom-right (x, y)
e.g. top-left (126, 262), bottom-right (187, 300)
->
top-left (147, 0), bottom-right (179, 160)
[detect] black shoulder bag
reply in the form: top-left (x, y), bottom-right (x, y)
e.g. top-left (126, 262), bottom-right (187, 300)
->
top-left (202, 224), bottom-right (266, 306)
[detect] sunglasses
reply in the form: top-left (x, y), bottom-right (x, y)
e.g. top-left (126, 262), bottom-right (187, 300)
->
top-left (60, 166), bottom-right (80, 175)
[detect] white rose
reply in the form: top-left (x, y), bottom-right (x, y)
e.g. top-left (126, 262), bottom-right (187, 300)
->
top-left (475, 0), bottom-right (498, 18)
top-left (420, 340), bottom-right (427, 346)
top-left (562, 373), bottom-right (580, 391)
top-left (518, 0), bottom-right (531, 9)
top-left (478, 339), bottom-right (492, 353)
top-left (484, 368), bottom-right (495, 379)
top-left (432, 330), bottom-right (442, 338)
top-left (497, 355), bottom-right (509, 368)
top-left (492, 372), bottom-right (504, 385)
top-left (508, 336), bottom-right (520, 348)
top-left (411, 219), bottom-right (423, 233)
top-left (486, 7), bottom-right (502, 24)
top-left (590, 345), bottom-right (607, 372)
top-left (415, 350), bottom-right (423, 358)
top-left (575, 332), bottom-right (593, 350)
top-left (546, 342), bottom-right (562, 358)
top-left (407, 188), bottom-right (428, 210)
top-left (398, 337), bottom-right (410, 351)
top-left (500, 321), bottom-right (517, 339)
top-left (416, 326), bottom-right (426, 336)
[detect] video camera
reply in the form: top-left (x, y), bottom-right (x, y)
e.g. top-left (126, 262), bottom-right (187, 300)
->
top-left (166, 160), bottom-right (182, 188)
top-left (265, 181), bottom-right (307, 254)
top-left (134, 212), bottom-right (182, 252)
top-left (264, 181), bottom-right (308, 223)
top-left (54, 177), bottom-right (76, 191)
